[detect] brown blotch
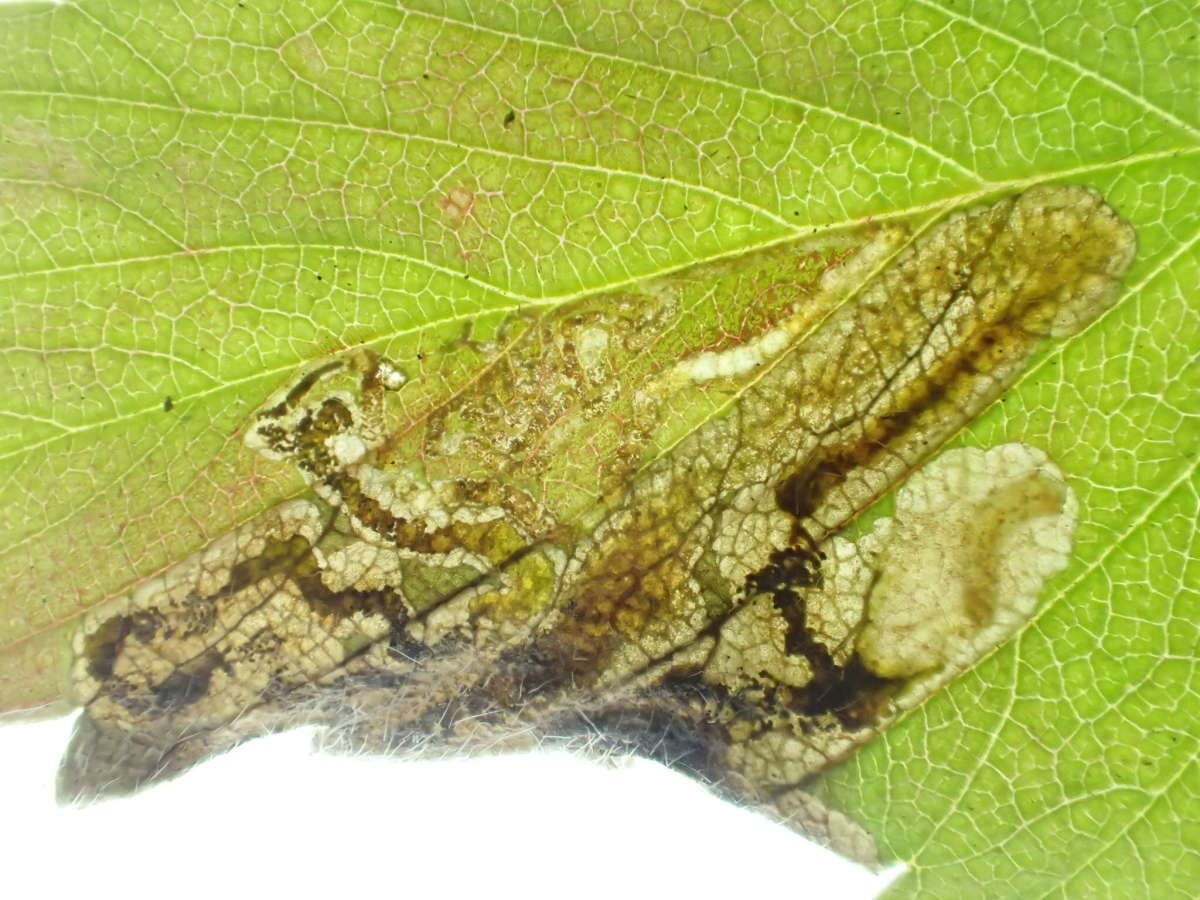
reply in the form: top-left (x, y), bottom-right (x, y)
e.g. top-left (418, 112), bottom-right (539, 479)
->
top-left (83, 615), bottom-right (130, 682)
top-left (774, 308), bottom-right (1014, 534)
top-left (261, 360), bottom-right (344, 419)
top-left (82, 610), bottom-right (164, 682)
top-left (215, 534), bottom-right (315, 601)
top-left (553, 519), bottom-right (689, 672)
top-left (789, 654), bottom-right (897, 729)
top-left (152, 651), bottom-right (227, 711)
top-left (737, 546), bottom-right (900, 730)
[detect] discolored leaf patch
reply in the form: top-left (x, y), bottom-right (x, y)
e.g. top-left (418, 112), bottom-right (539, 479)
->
top-left (61, 185), bottom-right (1135, 863)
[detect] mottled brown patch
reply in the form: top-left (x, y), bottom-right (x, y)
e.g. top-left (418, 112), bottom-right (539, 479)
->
top-left (63, 186), bottom-right (1132, 868)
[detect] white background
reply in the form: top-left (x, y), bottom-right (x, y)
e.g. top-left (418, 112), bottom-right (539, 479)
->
top-left (0, 713), bottom-right (901, 899)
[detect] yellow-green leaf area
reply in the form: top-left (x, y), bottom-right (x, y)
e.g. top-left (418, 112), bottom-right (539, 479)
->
top-left (1, 0), bottom-right (1197, 896)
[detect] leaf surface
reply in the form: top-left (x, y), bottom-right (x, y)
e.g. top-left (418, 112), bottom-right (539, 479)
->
top-left (0, 1), bottom-right (1196, 895)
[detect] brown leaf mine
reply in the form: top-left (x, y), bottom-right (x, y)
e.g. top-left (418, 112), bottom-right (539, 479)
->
top-left (60, 185), bottom-right (1135, 864)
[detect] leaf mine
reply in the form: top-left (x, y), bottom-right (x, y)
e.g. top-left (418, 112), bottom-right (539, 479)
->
top-left (60, 185), bottom-right (1135, 863)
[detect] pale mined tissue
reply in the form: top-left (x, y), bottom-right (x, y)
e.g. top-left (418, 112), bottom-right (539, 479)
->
top-left (63, 185), bottom-right (1135, 863)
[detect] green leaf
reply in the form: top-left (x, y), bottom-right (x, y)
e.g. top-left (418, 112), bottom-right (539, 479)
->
top-left (1, 0), bottom-right (1196, 895)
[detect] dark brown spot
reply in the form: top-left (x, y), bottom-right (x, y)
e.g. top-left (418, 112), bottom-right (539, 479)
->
top-left (744, 547), bottom-right (845, 697)
top-left (83, 611), bottom-right (161, 682)
top-left (791, 654), bottom-right (896, 728)
top-left (261, 360), bottom-right (343, 418)
top-left (83, 615), bottom-right (132, 682)
top-left (152, 651), bottom-right (226, 711)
